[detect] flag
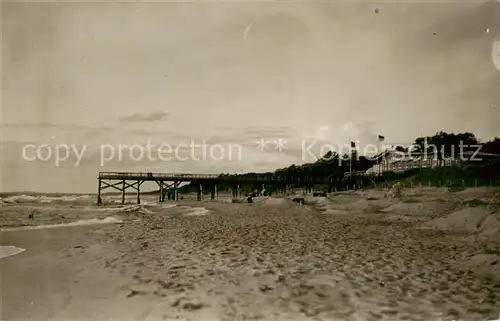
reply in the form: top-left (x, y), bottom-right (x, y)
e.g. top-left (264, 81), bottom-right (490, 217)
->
top-left (378, 135), bottom-right (385, 142)
top-left (350, 141), bottom-right (356, 148)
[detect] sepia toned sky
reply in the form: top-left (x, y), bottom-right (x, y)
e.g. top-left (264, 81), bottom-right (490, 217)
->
top-left (1, 0), bottom-right (500, 193)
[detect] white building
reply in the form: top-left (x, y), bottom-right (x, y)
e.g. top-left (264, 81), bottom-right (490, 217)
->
top-left (365, 150), bottom-right (458, 175)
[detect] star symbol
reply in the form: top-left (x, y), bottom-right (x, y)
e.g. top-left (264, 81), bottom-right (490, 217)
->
top-left (256, 138), bottom-right (268, 152)
top-left (273, 138), bottom-right (288, 152)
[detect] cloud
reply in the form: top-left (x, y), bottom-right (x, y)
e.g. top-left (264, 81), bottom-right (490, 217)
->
top-left (1, 123), bottom-right (114, 144)
top-left (127, 129), bottom-right (174, 137)
top-left (0, 123), bottom-right (112, 131)
top-left (202, 126), bottom-right (295, 151)
top-left (240, 125), bottom-right (293, 140)
top-left (120, 111), bottom-right (169, 122)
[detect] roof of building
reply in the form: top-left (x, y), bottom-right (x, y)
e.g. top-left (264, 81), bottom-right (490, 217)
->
top-left (459, 151), bottom-right (500, 157)
top-left (375, 150), bottom-right (500, 159)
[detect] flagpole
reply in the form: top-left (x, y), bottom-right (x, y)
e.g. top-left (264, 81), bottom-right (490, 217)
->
top-left (377, 135), bottom-right (384, 177)
top-left (349, 152), bottom-right (352, 176)
top-left (349, 142), bottom-right (354, 177)
top-left (378, 140), bottom-right (384, 177)
top-left (349, 142), bottom-right (352, 177)
top-left (377, 142), bottom-right (380, 177)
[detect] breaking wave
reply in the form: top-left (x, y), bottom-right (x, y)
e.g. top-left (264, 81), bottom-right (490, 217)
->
top-left (0, 246), bottom-right (26, 259)
top-left (1, 194), bottom-right (92, 204)
top-left (1, 217), bottom-right (123, 232)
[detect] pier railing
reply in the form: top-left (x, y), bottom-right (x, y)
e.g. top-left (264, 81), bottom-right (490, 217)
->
top-left (98, 172), bottom-right (220, 179)
top-left (98, 172), bottom-right (334, 183)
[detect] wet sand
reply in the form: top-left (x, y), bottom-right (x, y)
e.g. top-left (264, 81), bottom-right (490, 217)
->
top-left (0, 225), bottom-right (168, 320)
top-left (1, 190), bottom-right (500, 320)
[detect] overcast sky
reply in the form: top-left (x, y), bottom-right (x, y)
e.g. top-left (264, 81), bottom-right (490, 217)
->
top-left (1, 0), bottom-right (500, 193)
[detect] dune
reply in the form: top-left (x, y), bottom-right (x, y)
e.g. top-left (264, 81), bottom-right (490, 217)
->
top-left (322, 209), bottom-right (350, 215)
top-left (479, 212), bottom-right (500, 232)
top-left (459, 254), bottom-right (500, 281)
top-left (457, 187), bottom-right (496, 197)
top-left (420, 207), bottom-right (492, 232)
top-left (184, 207), bottom-right (211, 216)
top-left (262, 197), bottom-right (287, 206)
top-left (381, 202), bottom-right (425, 214)
top-left (381, 201), bottom-right (455, 217)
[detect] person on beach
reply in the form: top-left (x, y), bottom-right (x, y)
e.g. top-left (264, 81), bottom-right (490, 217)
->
top-left (390, 181), bottom-right (402, 198)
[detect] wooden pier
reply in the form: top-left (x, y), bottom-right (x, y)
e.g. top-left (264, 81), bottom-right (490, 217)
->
top-left (97, 171), bottom-right (337, 205)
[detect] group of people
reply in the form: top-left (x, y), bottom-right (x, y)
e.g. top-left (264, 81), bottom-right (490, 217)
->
top-left (146, 172), bottom-right (153, 177)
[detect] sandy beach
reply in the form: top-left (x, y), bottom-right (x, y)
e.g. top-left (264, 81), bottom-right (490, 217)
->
top-left (1, 188), bottom-right (500, 321)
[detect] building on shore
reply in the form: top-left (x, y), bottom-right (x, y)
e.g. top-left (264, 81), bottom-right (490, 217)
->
top-left (364, 150), bottom-right (500, 175)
